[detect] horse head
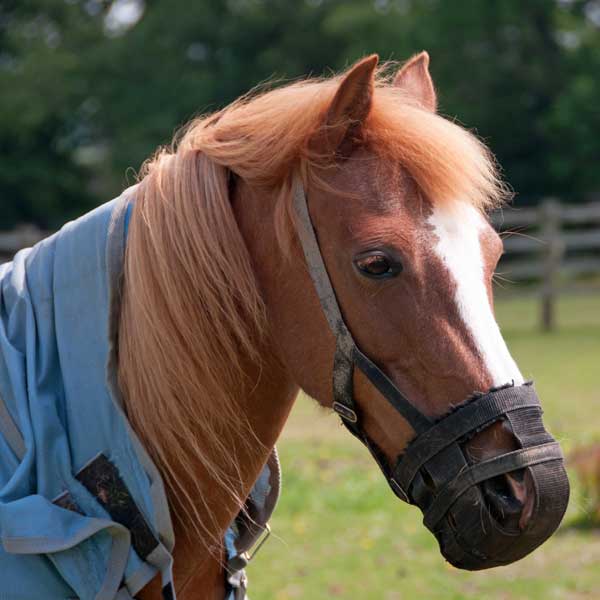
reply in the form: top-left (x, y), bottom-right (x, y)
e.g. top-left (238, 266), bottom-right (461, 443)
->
top-left (238, 53), bottom-right (569, 569)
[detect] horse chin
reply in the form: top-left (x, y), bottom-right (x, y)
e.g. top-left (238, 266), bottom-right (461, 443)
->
top-left (432, 460), bottom-right (570, 571)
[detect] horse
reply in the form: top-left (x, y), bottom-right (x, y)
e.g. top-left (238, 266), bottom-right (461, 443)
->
top-left (0, 52), bottom-right (569, 599)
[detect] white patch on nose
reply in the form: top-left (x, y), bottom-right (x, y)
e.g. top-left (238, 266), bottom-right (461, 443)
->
top-left (427, 202), bottom-right (523, 388)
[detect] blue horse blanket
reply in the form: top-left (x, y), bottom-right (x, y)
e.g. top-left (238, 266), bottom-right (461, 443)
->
top-left (0, 191), bottom-right (279, 599)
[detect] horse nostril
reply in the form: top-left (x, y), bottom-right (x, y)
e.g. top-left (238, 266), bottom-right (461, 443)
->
top-left (505, 469), bottom-right (536, 530)
top-left (481, 468), bottom-right (535, 531)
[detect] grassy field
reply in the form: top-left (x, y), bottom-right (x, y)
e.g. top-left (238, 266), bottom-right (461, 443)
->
top-left (248, 295), bottom-right (600, 599)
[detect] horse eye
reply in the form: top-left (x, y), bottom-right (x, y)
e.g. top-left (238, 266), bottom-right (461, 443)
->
top-left (354, 251), bottom-right (401, 279)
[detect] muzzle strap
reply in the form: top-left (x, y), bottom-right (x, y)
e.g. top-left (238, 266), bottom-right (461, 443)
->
top-left (353, 347), bottom-right (432, 433)
top-left (423, 442), bottom-right (564, 530)
top-left (393, 384), bottom-right (541, 495)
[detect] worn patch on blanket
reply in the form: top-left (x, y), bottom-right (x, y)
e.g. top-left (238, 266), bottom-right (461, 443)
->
top-left (76, 453), bottom-right (159, 560)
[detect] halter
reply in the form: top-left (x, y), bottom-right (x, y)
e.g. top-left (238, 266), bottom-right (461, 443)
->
top-left (292, 180), bottom-right (569, 568)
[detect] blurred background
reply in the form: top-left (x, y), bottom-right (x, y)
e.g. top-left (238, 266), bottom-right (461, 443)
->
top-left (1, 1), bottom-right (599, 598)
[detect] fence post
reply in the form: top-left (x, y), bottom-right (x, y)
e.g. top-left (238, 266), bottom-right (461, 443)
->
top-left (539, 198), bottom-right (563, 332)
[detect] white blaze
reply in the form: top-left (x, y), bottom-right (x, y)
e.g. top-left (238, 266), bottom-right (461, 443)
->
top-left (427, 202), bottom-right (524, 387)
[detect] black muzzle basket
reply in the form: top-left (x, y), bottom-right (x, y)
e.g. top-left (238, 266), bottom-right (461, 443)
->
top-left (383, 382), bottom-right (569, 569)
top-left (292, 181), bottom-right (570, 569)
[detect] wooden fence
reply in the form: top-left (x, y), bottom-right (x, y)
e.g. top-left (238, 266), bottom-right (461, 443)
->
top-left (0, 225), bottom-right (51, 264)
top-left (492, 200), bottom-right (600, 331)
top-left (0, 200), bottom-right (599, 331)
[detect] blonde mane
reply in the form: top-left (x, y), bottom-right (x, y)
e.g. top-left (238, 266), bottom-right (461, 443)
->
top-left (118, 61), bottom-right (508, 542)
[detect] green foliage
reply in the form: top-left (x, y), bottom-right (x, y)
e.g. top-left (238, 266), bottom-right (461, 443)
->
top-left (0, 0), bottom-right (106, 227)
top-left (1, 0), bottom-right (599, 228)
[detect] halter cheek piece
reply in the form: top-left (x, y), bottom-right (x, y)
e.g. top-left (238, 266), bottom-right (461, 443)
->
top-left (292, 181), bottom-right (569, 568)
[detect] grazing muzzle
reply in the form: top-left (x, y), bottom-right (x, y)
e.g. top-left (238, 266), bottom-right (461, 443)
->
top-left (292, 181), bottom-right (570, 569)
top-left (391, 382), bottom-right (569, 569)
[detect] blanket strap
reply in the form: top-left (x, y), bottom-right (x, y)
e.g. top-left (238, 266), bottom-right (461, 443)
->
top-left (0, 391), bottom-right (25, 461)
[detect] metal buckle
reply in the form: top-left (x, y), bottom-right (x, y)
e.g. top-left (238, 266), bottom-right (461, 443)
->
top-left (332, 401), bottom-right (358, 423)
top-left (227, 523), bottom-right (272, 572)
top-left (390, 478), bottom-right (410, 503)
top-left (246, 522), bottom-right (271, 562)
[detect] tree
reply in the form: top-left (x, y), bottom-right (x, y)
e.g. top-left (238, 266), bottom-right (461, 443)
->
top-left (1, 0), bottom-right (599, 228)
top-left (0, 0), bottom-right (108, 227)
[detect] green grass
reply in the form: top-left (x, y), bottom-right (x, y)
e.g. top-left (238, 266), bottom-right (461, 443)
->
top-left (248, 295), bottom-right (600, 599)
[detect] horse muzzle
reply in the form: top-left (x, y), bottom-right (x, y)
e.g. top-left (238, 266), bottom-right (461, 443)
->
top-left (394, 383), bottom-right (570, 570)
top-left (433, 458), bottom-right (569, 570)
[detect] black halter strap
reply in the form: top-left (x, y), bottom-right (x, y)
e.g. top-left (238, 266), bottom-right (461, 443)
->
top-left (292, 180), bottom-right (566, 525)
top-left (292, 181), bottom-right (432, 436)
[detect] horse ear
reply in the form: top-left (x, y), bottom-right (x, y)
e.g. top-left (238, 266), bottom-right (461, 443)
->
top-left (319, 54), bottom-right (378, 159)
top-left (393, 51), bottom-right (436, 112)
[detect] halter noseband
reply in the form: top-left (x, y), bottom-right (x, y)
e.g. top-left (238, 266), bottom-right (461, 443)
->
top-left (292, 180), bottom-right (569, 569)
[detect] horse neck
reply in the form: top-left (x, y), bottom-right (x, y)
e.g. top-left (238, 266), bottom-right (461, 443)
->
top-left (170, 349), bottom-right (297, 598)
top-left (168, 179), bottom-right (300, 597)
top-left (134, 335), bottom-right (297, 600)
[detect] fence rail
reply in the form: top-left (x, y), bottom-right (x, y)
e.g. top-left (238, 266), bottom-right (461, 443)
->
top-left (1, 200), bottom-right (599, 331)
top-left (502, 229), bottom-right (600, 253)
top-left (0, 226), bottom-right (51, 261)
top-left (492, 200), bottom-right (600, 330)
top-left (492, 202), bottom-right (600, 228)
